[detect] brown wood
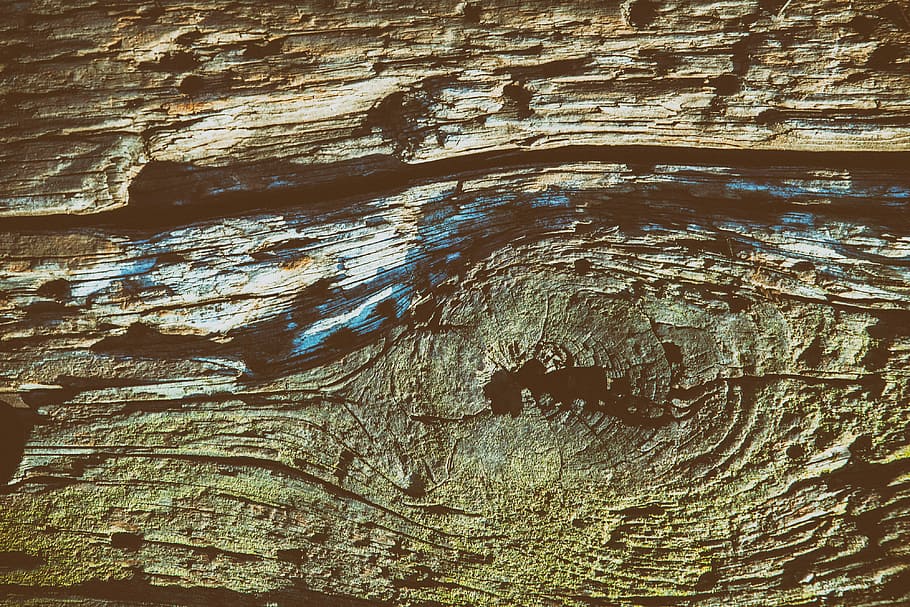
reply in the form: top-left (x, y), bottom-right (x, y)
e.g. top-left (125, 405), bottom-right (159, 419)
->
top-left (1, 1), bottom-right (909, 606)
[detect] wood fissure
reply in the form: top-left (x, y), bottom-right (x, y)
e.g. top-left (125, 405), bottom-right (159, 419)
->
top-left (3, 147), bottom-right (910, 230)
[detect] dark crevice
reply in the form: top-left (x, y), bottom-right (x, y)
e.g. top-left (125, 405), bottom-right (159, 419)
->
top-left (462, 2), bottom-right (482, 23)
top-left (867, 43), bottom-right (904, 69)
top-left (847, 14), bottom-right (879, 36)
top-left (111, 532), bottom-right (144, 551)
top-left (277, 548), bottom-right (306, 565)
top-left (878, 3), bottom-right (910, 31)
top-left (574, 258), bottom-right (592, 275)
top-left (758, 0), bottom-right (787, 15)
top-left (0, 551), bottom-right (44, 572)
top-left (708, 74), bottom-right (740, 95)
top-left (1, 146), bottom-right (908, 232)
top-left (140, 50), bottom-right (199, 72)
top-left (36, 278), bottom-right (71, 301)
top-left (0, 578), bottom-right (389, 607)
top-left (786, 444), bottom-right (805, 460)
top-left (755, 108), bottom-right (784, 125)
top-left (91, 322), bottom-right (226, 358)
top-left (243, 38), bottom-right (286, 59)
top-left (483, 360), bottom-right (693, 427)
top-left (618, 503), bottom-right (666, 518)
top-left (362, 88), bottom-right (437, 159)
top-left (175, 30), bottom-right (204, 47)
top-left (501, 81), bottom-right (534, 118)
top-left (496, 56), bottom-right (592, 80)
top-left (0, 403), bottom-right (29, 486)
top-left (178, 74), bottom-right (205, 96)
top-left (627, 0), bottom-right (658, 28)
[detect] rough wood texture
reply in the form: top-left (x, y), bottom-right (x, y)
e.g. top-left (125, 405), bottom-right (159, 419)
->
top-left (3, 0), bottom-right (910, 216)
top-left (2, 2), bottom-right (910, 607)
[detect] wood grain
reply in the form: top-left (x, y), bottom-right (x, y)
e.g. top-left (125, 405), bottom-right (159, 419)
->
top-left (2, 1), bottom-right (909, 606)
top-left (2, 158), bottom-right (910, 606)
top-left (3, 0), bottom-right (910, 216)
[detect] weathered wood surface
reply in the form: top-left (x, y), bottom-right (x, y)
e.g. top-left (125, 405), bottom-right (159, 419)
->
top-left (3, 0), bottom-right (910, 217)
top-left (2, 1), bottom-right (910, 607)
top-left (3, 159), bottom-right (910, 606)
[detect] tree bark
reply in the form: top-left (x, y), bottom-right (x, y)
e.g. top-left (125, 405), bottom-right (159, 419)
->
top-left (2, 2), bottom-right (909, 606)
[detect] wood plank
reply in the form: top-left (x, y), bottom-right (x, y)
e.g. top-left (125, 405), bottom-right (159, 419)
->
top-left (3, 0), bottom-right (910, 216)
top-left (2, 160), bottom-right (909, 605)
